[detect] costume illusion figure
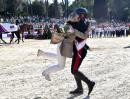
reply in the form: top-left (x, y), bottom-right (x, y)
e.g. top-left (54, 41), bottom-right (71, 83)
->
top-left (38, 7), bottom-right (95, 96)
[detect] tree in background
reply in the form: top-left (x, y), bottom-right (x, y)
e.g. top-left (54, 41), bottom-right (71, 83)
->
top-left (60, 0), bottom-right (71, 17)
top-left (54, 0), bottom-right (60, 18)
top-left (106, 0), bottom-right (130, 22)
top-left (93, 0), bottom-right (108, 21)
top-left (31, 0), bottom-right (45, 16)
top-left (44, 0), bottom-right (49, 17)
top-left (69, 0), bottom-right (94, 18)
top-left (5, 0), bottom-right (16, 16)
top-left (0, 0), bottom-right (130, 22)
top-left (48, 0), bottom-right (62, 18)
top-left (5, 0), bottom-right (24, 16)
top-left (0, 0), bottom-right (5, 12)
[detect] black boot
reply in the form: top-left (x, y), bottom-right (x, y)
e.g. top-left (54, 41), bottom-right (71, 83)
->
top-left (70, 76), bottom-right (83, 94)
top-left (74, 71), bottom-right (95, 96)
top-left (69, 88), bottom-right (83, 94)
top-left (88, 81), bottom-right (95, 96)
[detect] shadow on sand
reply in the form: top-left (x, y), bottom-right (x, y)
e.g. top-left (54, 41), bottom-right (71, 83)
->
top-left (83, 96), bottom-right (90, 99)
top-left (33, 97), bottom-right (42, 99)
top-left (124, 46), bottom-right (130, 49)
top-left (67, 94), bottom-right (90, 99)
top-left (0, 42), bottom-right (17, 46)
top-left (0, 43), bottom-right (11, 46)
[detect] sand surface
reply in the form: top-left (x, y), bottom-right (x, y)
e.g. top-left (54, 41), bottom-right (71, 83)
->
top-left (0, 38), bottom-right (130, 99)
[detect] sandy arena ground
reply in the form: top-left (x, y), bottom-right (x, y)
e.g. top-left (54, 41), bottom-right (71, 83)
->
top-left (0, 37), bottom-right (130, 99)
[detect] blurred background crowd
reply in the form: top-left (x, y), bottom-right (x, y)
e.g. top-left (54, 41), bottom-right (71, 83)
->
top-left (0, 0), bottom-right (130, 39)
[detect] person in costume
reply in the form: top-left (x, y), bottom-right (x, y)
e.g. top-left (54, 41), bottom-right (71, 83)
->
top-left (39, 7), bottom-right (95, 96)
top-left (67, 7), bottom-right (95, 96)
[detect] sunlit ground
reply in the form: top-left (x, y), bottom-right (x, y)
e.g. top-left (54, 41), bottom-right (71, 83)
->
top-left (0, 37), bottom-right (130, 99)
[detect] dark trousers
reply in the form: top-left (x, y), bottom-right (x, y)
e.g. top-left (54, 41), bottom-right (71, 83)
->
top-left (71, 44), bottom-right (91, 89)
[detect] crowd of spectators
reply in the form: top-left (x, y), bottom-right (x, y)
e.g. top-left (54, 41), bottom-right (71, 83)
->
top-left (0, 16), bottom-right (130, 39)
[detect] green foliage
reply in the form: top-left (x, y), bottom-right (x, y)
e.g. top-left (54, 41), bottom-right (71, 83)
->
top-left (0, 0), bottom-right (4, 12)
top-left (6, 0), bottom-right (17, 15)
top-left (106, 0), bottom-right (130, 21)
top-left (31, 1), bottom-right (45, 16)
top-left (93, 0), bottom-right (108, 21)
top-left (0, 0), bottom-right (130, 22)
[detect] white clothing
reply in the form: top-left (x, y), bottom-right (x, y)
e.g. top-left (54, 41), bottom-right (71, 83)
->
top-left (0, 23), bottom-right (18, 32)
top-left (43, 43), bottom-right (66, 75)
